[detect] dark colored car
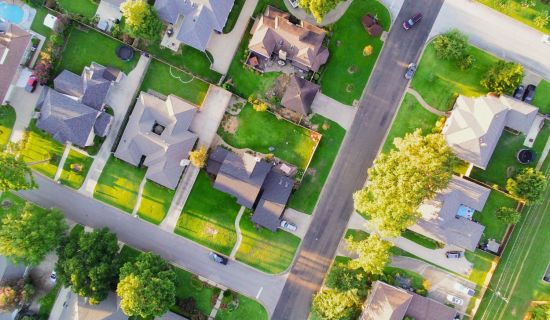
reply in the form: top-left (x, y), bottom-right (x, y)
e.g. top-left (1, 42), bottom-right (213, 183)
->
top-left (523, 84), bottom-right (536, 104)
top-left (25, 75), bottom-right (38, 93)
top-left (513, 85), bottom-right (525, 100)
top-left (209, 252), bottom-right (228, 265)
top-left (445, 251), bottom-right (462, 259)
top-left (405, 63), bottom-right (417, 80)
top-left (403, 13), bottom-right (422, 30)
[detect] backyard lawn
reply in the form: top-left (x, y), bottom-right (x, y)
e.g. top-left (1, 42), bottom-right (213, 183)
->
top-left (477, 0), bottom-right (550, 35)
top-left (59, 149), bottom-right (94, 189)
top-left (31, 6), bottom-right (54, 39)
top-left (288, 115), bottom-right (346, 214)
top-left (218, 104), bottom-right (318, 169)
top-left (93, 156), bottom-right (146, 213)
top-left (411, 42), bottom-right (500, 112)
top-left (0, 104), bottom-right (16, 147)
top-left (175, 171), bottom-right (240, 255)
top-left (215, 293), bottom-right (268, 320)
top-left (382, 93), bottom-right (441, 152)
top-left (140, 59), bottom-right (210, 105)
top-left (532, 80), bottom-right (550, 114)
top-left (136, 180), bottom-right (175, 225)
top-left (20, 120), bottom-right (65, 179)
top-left (319, 0), bottom-right (390, 106)
top-left (473, 191), bottom-right (518, 243)
top-left (57, 0), bottom-right (98, 18)
top-left (470, 125), bottom-right (550, 187)
top-left (57, 27), bottom-right (137, 75)
top-left (236, 213), bottom-right (301, 274)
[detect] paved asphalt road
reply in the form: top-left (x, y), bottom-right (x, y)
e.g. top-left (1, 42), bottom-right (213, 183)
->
top-left (272, 1), bottom-right (445, 319)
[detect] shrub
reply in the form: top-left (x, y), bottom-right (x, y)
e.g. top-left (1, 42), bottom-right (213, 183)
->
top-left (506, 168), bottom-right (547, 203)
top-left (480, 61), bottom-right (524, 94)
top-left (433, 29), bottom-right (469, 60)
top-left (495, 206), bottom-right (521, 224)
top-left (457, 54), bottom-right (475, 70)
top-left (534, 10), bottom-right (550, 28)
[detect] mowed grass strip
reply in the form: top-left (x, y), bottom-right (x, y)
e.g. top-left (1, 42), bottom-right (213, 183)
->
top-left (215, 294), bottom-right (268, 320)
top-left (476, 0), bottom-right (550, 35)
top-left (57, 0), bottom-right (98, 18)
top-left (93, 156), bottom-right (146, 213)
top-left (473, 191), bottom-right (518, 243)
top-left (532, 80), bottom-right (550, 114)
top-left (20, 120), bottom-right (65, 179)
top-left (175, 171), bottom-right (240, 255)
top-left (59, 149), bottom-right (94, 189)
top-left (288, 115), bottom-right (345, 214)
top-left (236, 213), bottom-right (301, 274)
top-left (0, 104), bottom-right (16, 147)
top-left (137, 180), bottom-right (175, 225)
top-left (320, 0), bottom-right (390, 105)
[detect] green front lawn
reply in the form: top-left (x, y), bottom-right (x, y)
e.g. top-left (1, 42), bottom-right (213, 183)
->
top-left (57, 0), bottom-right (98, 18)
top-left (470, 125), bottom-right (550, 187)
top-left (172, 267), bottom-right (220, 317)
top-left (402, 229), bottom-right (442, 250)
top-left (59, 149), bottom-right (94, 189)
top-left (140, 59), bottom-right (210, 105)
top-left (477, 0), bottom-right (550, 34)
top-left (137, 180), bottom-right (175, 225)
top-left (93, 156), bottom-right (146, 213)
top-left (473, 191), bottom-right (518, 243)
top-left (0, 192), bottom-right (44, 218)
top-left (0, 104), bottom-right (16, 147)
top-left (215, 293), bottom-right (268, 320)
top-left (223, 0), bottom-right (246, 33)
top-left (319, 0), bottom-right (390, 105)
top-left (532, 80), bottom-right (550, 114)
top-left (57, 27), bottom-right (137, 75)
top-left (236, 212), bottom-right (301, 274)
top-left (218, 104), bottom-right (318, 169)
top-left (175, 171), bottom-right (240, 255)
top-left (465, 249), bottom-right (496, 289)
top-left (288, 115), bottom-right (346, 214)
top-left (412, 42), bottom-right (500, 112)
top-left (20, 120), bottom-right (65, 179)
top-left (382, 93), bottom-right (441, 152)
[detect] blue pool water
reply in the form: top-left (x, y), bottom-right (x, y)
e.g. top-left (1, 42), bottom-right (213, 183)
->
top-left (0, 2), bottom-right (24, 24)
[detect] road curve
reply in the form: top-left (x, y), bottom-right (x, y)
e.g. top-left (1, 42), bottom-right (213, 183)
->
top-left (272, 1), bottom-right (445, 319)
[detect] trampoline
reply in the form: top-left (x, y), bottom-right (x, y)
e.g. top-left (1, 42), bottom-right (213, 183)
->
top-left (116, 45), bottom-right (134, 62)
top-left (516, 149), bottom-right (535, 164)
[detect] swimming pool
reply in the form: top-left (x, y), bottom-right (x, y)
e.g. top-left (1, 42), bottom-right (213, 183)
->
top-left (0, 2), bottom-right (24, 24)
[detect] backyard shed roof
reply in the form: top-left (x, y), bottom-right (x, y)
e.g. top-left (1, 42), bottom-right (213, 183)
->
top-left (281, 76), bottom-right (319, 115)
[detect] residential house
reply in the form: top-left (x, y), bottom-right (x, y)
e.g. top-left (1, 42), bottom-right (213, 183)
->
top-left (248, 6), bottom-right (329, 73)
top-left (0, 256), bottom-right (26, 285)
top-left (36, 63), bottom-right (118, 147)
top-left (0, 22), bottom-right (32, 104)
top-left (206, 147), bottom-right (294, 231)
top-left (155, 0), bottom-right (234, 52)
top-left (281, 75), bottom-right (319, 115)
top-left (360, 281), bottom-right (457, 320)
top-left (409, 176), bottom-right (490, 251)
top-left (443, 95), bottom-right (539, 169)
top-left (96, 0), bottom-right (125, 31)
top-left (114, 92), bottom-right (198, 190)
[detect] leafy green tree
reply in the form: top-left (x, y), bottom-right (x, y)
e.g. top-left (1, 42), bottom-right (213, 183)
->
top-left (480, 61), bottom-right (524, 94)
top-left (433, 29), bottom-right (469, 60)
top-left (534, 10), bottom-right (550, 28)
top-left (299, 0), bottom-right (342, 22)
top-left (0, 204), bottom-right (66, 266)
top-left (117, 252), bottom-right (176, 318)
top-left (0, 153), bottom-right (37, 192)
top-left (354, 130), bottom-right (458, 236)
top-left (506, 168), bottom-right (547, 203)
top-left (55, 228), bottom-right (120, 304)
top-left (325, 260), bottom-right (373, 298)
top-left (0, 280), bottom-right (35, 311)
top-left (120, 0), bottom-right (164, 40)
top-left (311, 288), bottom-right (361, 320)
top-left (189, 146), bottom-right (208, 168)
top-left (346, 234), bottom-right (391, 275)
top-left (531, 304), bottom-right (550, 320)
top-left (495, 206), bottom-right (521, 224)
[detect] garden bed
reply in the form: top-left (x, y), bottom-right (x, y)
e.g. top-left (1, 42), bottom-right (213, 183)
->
top-left (215, 292), bottom-right (268, 320)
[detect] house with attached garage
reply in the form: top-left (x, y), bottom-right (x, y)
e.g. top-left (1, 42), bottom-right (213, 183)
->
top-left (0, 21), bottom-right (32, 104)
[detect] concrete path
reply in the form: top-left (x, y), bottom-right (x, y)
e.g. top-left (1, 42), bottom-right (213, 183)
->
top-left (209, 290), bottom-right (226, 320)
top-left (230, 206), bottom-right (246, 258)
top-left (8, 86), bottom-right (42, 143)
top-left (406, 88), bottom-right (446, 116)
top-left (53, 142), bottom-right (72, 182)
top-left (80, 54), bottom-right (151, 196)
top-left (206, 0), bottom-right (259, 74)
top-left (159, 166), bottom-right (199, 231)
top-left (283, 0), bottom-right (352, 26)
top-left (311, 93), bottom-right (356, 130)
top-left (536, 133), bottom-right (550, 170)
top-left (131, 176), bottom-right (147, 217)
top-left (282, 208), bottom-right (312, 239)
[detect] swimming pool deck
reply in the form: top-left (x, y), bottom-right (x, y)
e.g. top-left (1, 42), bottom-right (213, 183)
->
top-left (0, 0), bottom-right (35, 30)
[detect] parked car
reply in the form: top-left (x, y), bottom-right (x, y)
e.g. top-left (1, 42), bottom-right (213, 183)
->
top-left (454, 283), bottom-right (475, 296)
top-left (25, 75), bottom-right (38, 93)
top-left (288, 0), bottom-right (299, 8)
top-left (523, 84), bottom-right (536, 104)
top-left (49, 271), bottom-right (57, 283)
top-left (402, 13), bottom-right (422, 30)
top-left (280, 220), bottom-right (297, 231)
top-left (445, 251), bottom-right (462, 259)
top-left (446, 294), bottom-right (464, 305)
top-left (209, 252), bottom-right (228, 265)
top-left (405, 63), bottom-right (417, 80)
top-left (513, 85), bottom-right (525, 100)
top-left (542, 35), bottom-right (550, 45)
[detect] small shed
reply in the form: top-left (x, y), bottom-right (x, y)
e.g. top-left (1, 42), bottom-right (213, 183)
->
top-left (486, 239), bottom-right (501, 254)
top-left (43, 14), bottom-right (59, 31)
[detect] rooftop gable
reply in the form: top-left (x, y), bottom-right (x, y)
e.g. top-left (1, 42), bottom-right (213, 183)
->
top-left (0, 23), bottom-right (32, 103)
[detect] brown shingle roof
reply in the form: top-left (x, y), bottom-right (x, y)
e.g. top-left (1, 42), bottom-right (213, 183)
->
top-left (281, 76), bottom-right (319, 115)
top-left (0, 24), bottom-right (32, 103)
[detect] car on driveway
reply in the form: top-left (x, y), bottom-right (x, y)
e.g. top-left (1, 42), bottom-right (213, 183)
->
top-left (25, 75), bottom-right (38, 93)
top-left (454, 283), bottom-right (475, 296)
top-left (280, 220), bottom-right (297, 231)
top-left (447, 294), bottom-right (464, 305)
top-left (209, 252), bottom-right (228, 265)
top-left (542, 35), bottom-right (550, 45)
top-left (403, 13), bottom-right (422, 30)
top-left (405, 63), bottom-right (417, 80)
top-left (513, 85), bottom-right (525, 100)
top-left (523, 84), bottom-right (536, 104)
top-left (445, 251), bottom-right (462, 259)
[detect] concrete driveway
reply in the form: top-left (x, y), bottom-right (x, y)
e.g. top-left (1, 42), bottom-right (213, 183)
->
top-left (311, 93), bottom-right (356, 130)
top-left (8, 85), bottom-right (42, 143)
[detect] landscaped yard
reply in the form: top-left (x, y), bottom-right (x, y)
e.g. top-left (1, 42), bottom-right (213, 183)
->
top-left (59, 149), bottom-right (94, 189)
top-left (470, 124), bottom-right (550, 187)
top-left (57, 27), bottom-right (137, 75)
top-left (140, 59), bottom-right (210, 105)
top-left (218, 104), bottom-right (318, 169)
top-left (319, 0), bottom-right (390, 105)
top-left (93, 156), bottom-right (146, 213)
top-left (402, 229), bottom-right (443, 250)
top-left (136, 180), bottom-right (175, 225)
top-left (0, 104), bottom-right (16, 147)
top-left (174, 171), bottom-right (240, 255)
top-left (288, 115), bottom-right (346, 214)
top-left (235, 212), bottom-right (301, 274)
top-left (215, 293), bottom-right (268, 320)
top-left (20, 120), bottom-right (65, 179)
top-left (473, 191), bottom-right (518, 243)
top-left (532, 80), bottom-right (550, 114)
top-left (412, 42), bottom-right (500, 112)
top-left (477, 0), bottom-right (550, 35)
top-left (172, 267), bottom-right (220, 317)
top-left (57, 0), bottom-right (98, 18)
top-left (382, 93), bottom-right (441, 152)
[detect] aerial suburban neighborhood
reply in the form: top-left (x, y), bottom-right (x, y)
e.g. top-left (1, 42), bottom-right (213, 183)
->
top-left (0, 0), bottom-right (549, 319)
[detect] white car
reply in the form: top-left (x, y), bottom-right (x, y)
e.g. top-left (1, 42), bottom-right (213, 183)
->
top-left (49, 271), bottom-right (57, 283)
top-left (542, 35), bottom-right (550, 45)
top-left (447, 294), bottom-right (464, 305)
top-left (280, 220), bottom-right (297, 231)
top-left (288, 0), bottom-right (299, 8)
top-left (454, 283), bottom-right (475, 296)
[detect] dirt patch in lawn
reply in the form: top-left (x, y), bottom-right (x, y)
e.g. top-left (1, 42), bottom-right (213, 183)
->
top-left (265, 73), bottom-right (290, 101)
top-left (221, 115), bottom-right (239, 134)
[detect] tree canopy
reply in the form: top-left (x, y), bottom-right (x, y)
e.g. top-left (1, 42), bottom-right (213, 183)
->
top-left (495, 206), bottom-right (521, 224)
top-left (480, 61), bottom-right (524, 94)
top-left (299, 0), bottom-right (342, 22)
top-left (0, 204), bottom-right (66, 266)
top-left (189, 146), bottom-right (208, 168)
top-left (117, 252), bottom-right (176, 318)
top-left (0, 153), bottom-right (37, 192)
top-left (346, 234), bottom-right (391, 275)
top-left (506, 168), bottom-right (547, 203)
top-left (311, 288), bottom-right (361, 320)
top-left (120, 0), bottom-right (164, 41)
top-left (433, 29), bottom-right (469, 60)
top-left (55, 227), bottom-right (120, 304)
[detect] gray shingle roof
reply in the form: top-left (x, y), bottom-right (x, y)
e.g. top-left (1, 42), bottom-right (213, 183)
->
top-left (251, 171), bottom-right (293, 231)
top-left (94, 112), bottom-right (113, 137)
top-left (281, 76), bottom-right (319, 115)
top-left (53, 70), bottom-right (84, 98)
top-left (0, 24), bottom-right (32, 103)
top-left (206, 146), bottom-right (229, 176)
